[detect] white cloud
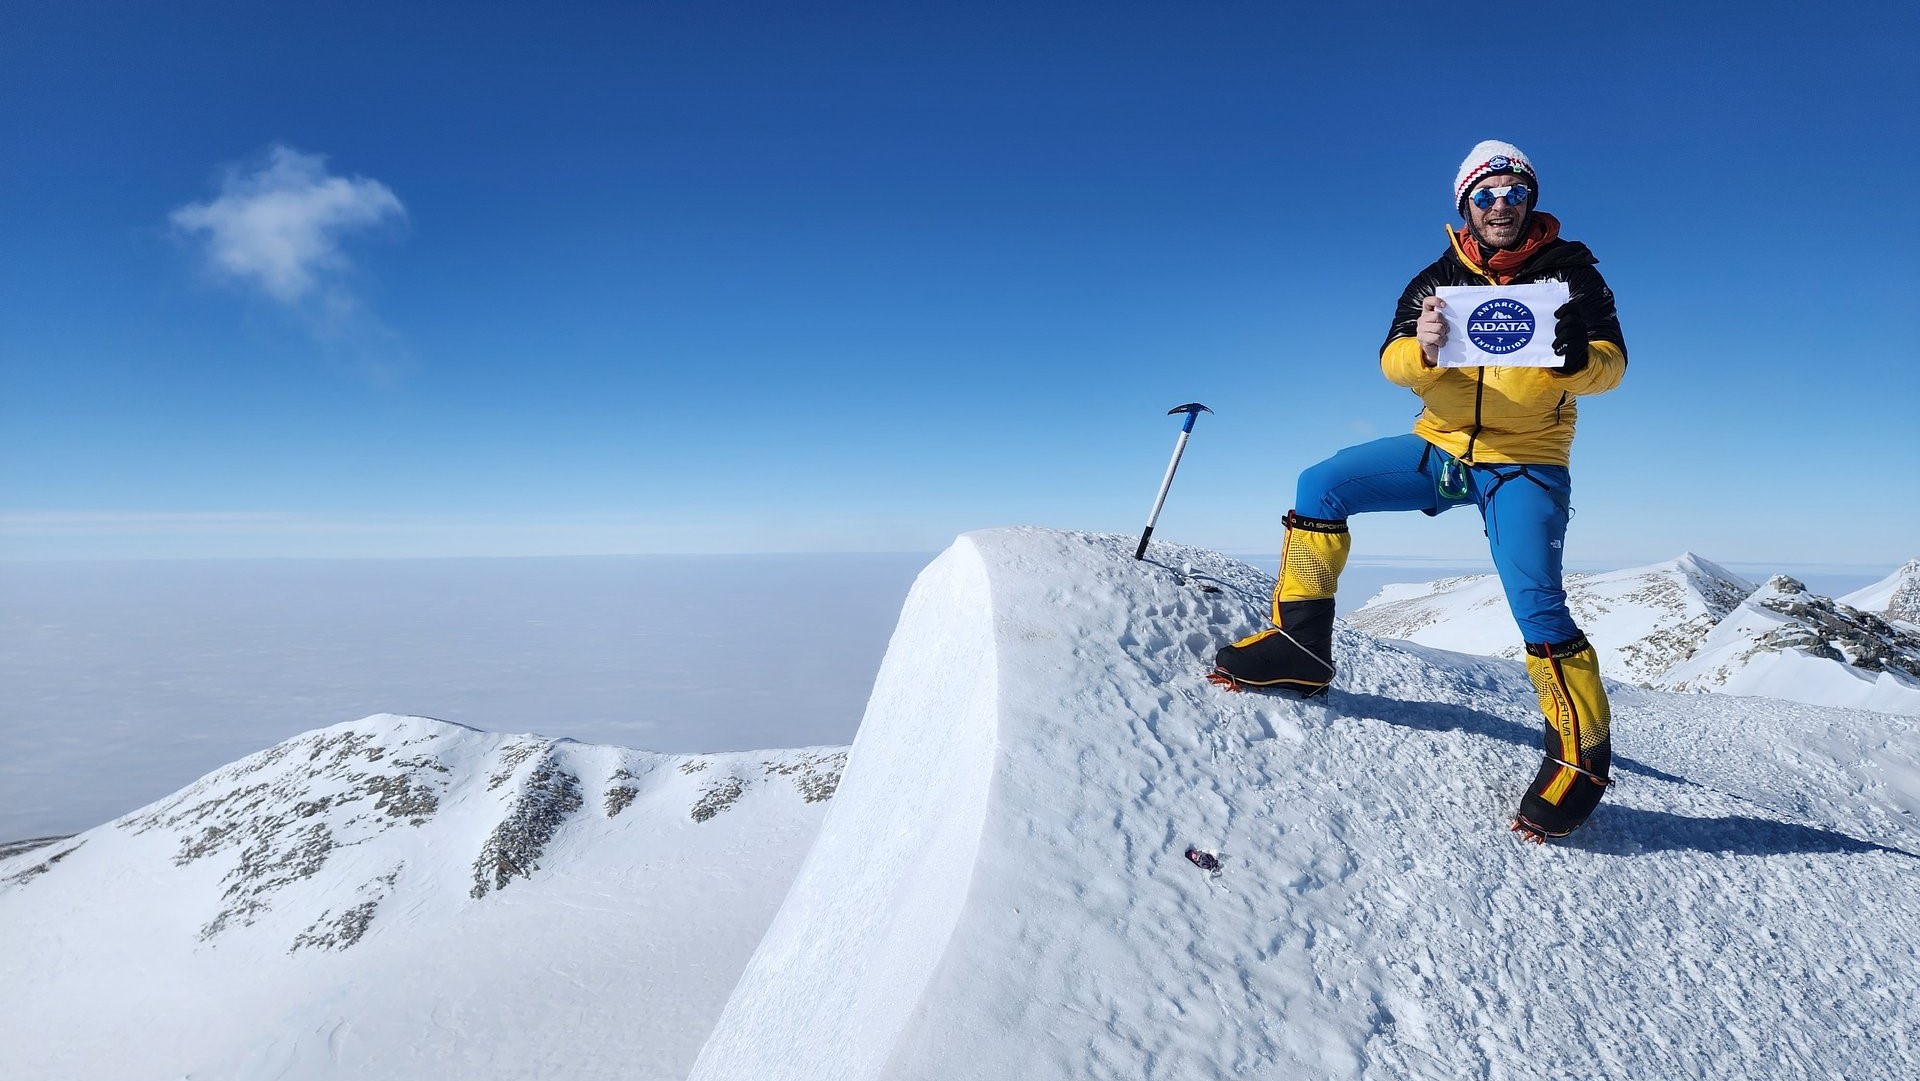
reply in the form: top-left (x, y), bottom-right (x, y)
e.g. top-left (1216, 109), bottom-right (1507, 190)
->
top-left (171, 145), bottom-right (406, 304)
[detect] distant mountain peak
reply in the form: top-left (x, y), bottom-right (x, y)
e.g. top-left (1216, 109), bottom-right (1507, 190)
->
top-left (1350, 553), bottom-right (1754, 687)
top-left (117, 717), bottom-right (456, 943)
top-left (1893, 562), bottom-right (1920, 625)
top-left (5, 715), bottom-right (850, 959)
top-left (2, 713), bottom-right (848, 1080)
top-left (1658, 574), bottom-right (1920, 711)
top-left (1746, 578), bottom-right (1920, 681)
top-left (1843, 558), bottom-right (1920, 626)
top-left (1349, 554), bottom-right (1919, 713)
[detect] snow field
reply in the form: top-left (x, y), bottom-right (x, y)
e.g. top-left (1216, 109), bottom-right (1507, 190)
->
top-left (1354, 553), bottom-right (1920, 717)
top-left (1661, 583), bottom-right (1920, 715)
top-left (1349, 553), bottom-right (1755, 686)
top-left (0, 716), bottom-right (840, 1081)
top-left (695, 529), bottom-right (1920, 1080)
top-left (7, 529), bottom-right (1918, 1080)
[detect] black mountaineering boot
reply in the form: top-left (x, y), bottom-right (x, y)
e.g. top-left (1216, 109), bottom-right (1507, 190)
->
top-left (1512, 634), bottom-right (1615, 841)
top-left (1211, 512), bottom-right (1349, 696)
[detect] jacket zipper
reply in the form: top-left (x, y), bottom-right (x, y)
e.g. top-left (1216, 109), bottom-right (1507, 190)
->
top-left (1457, 240), bottom-right (1498, 465)
top-left (1443, 226), bottom-right (1576, 465)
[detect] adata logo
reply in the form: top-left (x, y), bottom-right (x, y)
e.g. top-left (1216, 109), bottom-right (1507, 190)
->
top-left (1466, 298), bottom-right (1535, 354)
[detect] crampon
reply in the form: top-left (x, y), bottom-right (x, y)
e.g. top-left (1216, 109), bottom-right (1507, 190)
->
top-left (1205, 666), bottom-right (1329, 698)
top-left (1205, 667), bottom-right (1247, 692)
top-left (1510, 815), bottom-right (1566, 844)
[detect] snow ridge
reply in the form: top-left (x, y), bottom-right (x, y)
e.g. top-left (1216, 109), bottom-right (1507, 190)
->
top-left (693, 529), bottom-right (1920, 1080)
top-left (116, 718), bottom-right (455, 941)
top-left (1350, 554), bottom-right (1920, 714)
top-left (1, 717), bottom-right (848, 1081)
top-left (1844, 558), bottom-right (1920, 626)
top-left (1350, 552), bottom-right (1754, 686)
top-left (690, 536), bottom-right (1001, 1080)
top-left (1661, 575), bottom-right (1920, 714)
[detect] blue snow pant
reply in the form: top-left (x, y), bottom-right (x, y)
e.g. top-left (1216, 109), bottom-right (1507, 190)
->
top-left (1296, 433), bottom-right (1580, 645)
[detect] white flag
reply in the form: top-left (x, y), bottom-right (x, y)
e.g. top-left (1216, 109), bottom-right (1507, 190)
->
top-left (1433, 282), bottom-right (1572, 368)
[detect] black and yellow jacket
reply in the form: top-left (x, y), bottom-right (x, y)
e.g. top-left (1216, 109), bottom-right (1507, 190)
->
top-left (1379, 213), bottom-right (1626, 466)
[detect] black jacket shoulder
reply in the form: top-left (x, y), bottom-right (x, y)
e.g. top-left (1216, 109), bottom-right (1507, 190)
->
top-left (1381, 237), bottom-right (1625, 359)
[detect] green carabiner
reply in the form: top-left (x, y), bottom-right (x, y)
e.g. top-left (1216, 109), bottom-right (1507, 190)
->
top-left (1437, 455), bottom-right (1470, 501)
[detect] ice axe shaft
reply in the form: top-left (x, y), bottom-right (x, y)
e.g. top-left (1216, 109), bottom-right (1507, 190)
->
top-left (1135, 403), bottom-right (1212, 560)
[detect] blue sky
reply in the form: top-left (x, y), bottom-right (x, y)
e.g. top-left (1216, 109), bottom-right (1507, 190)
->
top-left (3, 0), bottom-right (1915, 566)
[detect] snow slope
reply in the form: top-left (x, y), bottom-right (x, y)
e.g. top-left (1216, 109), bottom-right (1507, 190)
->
top-left (694, 529), bottom-right (1920, 1081)
top-left (0, 716), bottom-right (844, 1081)
top-left (1349, 553), bottom-right (1754, 686)
top-left (1351, 555), bottom-right (1920, 715)
top-left (1843, 558), bottom-right (1920, 627)
top-left (1662, 575), bottom-right (1920, 716)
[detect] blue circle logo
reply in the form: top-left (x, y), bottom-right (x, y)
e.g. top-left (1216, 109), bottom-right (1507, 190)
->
top-left (1489, 155), bottom-right (1511, 170)
top-left (1466, 299), bottom-right (1535, 354)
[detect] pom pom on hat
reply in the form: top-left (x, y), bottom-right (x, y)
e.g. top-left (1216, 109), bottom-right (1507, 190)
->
top-left (1454, 140), bottom-right (1537, 215)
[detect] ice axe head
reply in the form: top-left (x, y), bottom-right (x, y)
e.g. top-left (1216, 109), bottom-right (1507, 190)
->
top-left (1168, 402), bottom-right (1212, 433)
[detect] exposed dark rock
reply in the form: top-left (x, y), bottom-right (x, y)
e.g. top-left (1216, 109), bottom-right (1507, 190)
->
top-left (390, 754), bottom-right (451, 775)
top-left (177, 822), bottom-right (242, 864)
top-left (0, 835), bottom-right (69, 861)
top-left (301, 729), bottom-right (387, 767)
top-left (471, 746), bottom-right (583, 898)
top-left (1, 839), bottom-right (84, 888)
top-left (365, 774), bottom-right (440, 823)
top-left (605, 785), bottom-right (639, 817)
top-left (291, 866), bottom-right (401, 953)
top-left (115, 723), bottom-right (455, 943)
top-left (202, 821), bottom-right (336, 940)
top-left (1886, 561), bottom-right (1920, 625)
top-left (605, 768), bottom-right (641, 817)
top-left (763, 751), bottom-right (849, 804)
top-left (1749, 576), bottom-right (1920, 680)
top-left (690, 777), bottom-right (747, 823)
top-left (291, 900), bottom-right (379, 954)
top-left (488, 739), bottom-right (544, 791)
top-left (1352, 558), bottom-right (1757, 688)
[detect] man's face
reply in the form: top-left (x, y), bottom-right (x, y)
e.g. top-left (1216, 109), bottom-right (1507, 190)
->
top-left (1465, 172), bottom-right (1532, 251)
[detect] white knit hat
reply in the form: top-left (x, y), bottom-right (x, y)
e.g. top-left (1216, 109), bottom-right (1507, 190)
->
top-left (1454, 140), bottom-right (1537, 215)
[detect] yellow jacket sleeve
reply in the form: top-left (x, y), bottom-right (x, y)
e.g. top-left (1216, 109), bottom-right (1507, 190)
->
top-left (1380, 335), bottom-right (1443, 390)
top-left (1553, 340), bottom-right (1626, 396)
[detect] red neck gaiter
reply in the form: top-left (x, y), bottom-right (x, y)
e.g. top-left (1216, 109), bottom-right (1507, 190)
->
top-left (1457, 211), bottom-right (1561, 283)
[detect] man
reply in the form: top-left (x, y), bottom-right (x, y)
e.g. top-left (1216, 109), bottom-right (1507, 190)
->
top-left (1209, 140), bottom-right (1627, 842)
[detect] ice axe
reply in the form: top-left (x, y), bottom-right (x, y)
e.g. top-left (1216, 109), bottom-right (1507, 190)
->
top-left (1134, 403), bottom-right (1212, 561)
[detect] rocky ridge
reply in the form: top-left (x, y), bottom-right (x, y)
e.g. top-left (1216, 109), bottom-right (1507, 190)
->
top-left (1350, 553), bottom-right (1755, 686)
top-left (1350, 554), bottom-right (1920, 714)
top-left (1658, 576), bottom-right (1920, 711)
top-left (1843, 558), bottom-right (1920, 628)
top-left (1, 714), bottom-right (848, 954)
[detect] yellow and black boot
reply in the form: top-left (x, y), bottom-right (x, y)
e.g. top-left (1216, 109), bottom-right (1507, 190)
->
top-left (1211, 511), bottom-right (1349, 696)
top-left (1513, 634), bottom-right (1614, 841)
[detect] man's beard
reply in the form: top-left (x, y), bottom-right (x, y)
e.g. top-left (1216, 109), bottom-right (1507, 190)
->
top-left (1471, 210), bottom-right (1531, 252)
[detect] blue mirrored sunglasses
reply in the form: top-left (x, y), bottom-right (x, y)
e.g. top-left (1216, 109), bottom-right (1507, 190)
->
top-left (1470, 184), bottom-right (1531, 210)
